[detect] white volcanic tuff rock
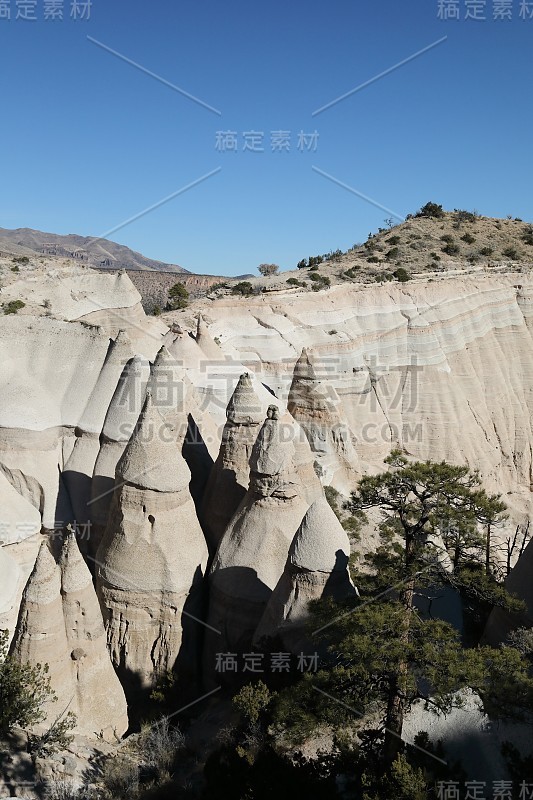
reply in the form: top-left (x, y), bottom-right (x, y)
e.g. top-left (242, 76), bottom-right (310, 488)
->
top-left (483, 537), bottom-right (533, 644)
top-left (205, 409), bottom-right (311, 667)
top-left (0, 470), bottom-right (41, 545)
top-left (202, 373), bottom-right (265, 552)
top-left (147, 345), bottom-right (187, 423)
top-left (196, 314), bottom-right (225, 361)
top-left (0, 545), bottom-right (22, 641)
top-left (89, 354), bottom-right (150, 544)
top-left (254, 497), bottom-right (355, 653)
top-left (201, 278), bottom-right (533, 514)
top-left (96, 391), bottom-right (209, 686)
top-left (288, 348), bottom-right (359, 492)
top-left (64, 330), bottom-right (134, 524)
top-left (10, 537), bottom-right (128, 738)
top-left (0, 267), bottom-right (166, 356)
top-left (59, 530), bottom-right (128, 737)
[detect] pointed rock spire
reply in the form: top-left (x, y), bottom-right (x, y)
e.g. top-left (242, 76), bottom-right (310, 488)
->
top-left (147, 344), bottom-right (187, 420)
top-left (227, 373), bottom-right (264, 425)
top-left (196, 314), bottom-right (223, 360)
top-left (117, 389), bottom-right (190, 493)
top-left (59, 529), bottom-right (129, 737)
top-left (202, 373), bottom-right (265, 551)
top-left (253, 497), bottom-right (355, 652)
top-left (288, 348), bottom-right (359, 490)
top-left (10, 541), bottom-right (72, 717)
top-left (205, 408), bottom-right (310, 676)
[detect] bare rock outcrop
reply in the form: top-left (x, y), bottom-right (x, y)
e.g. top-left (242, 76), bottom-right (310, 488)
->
top-left (204, 406), bottom-right (310, 677)
top-left (89, 353), bottom-right (150, 554)
top-left (96, 390), bottom-right (209, 688)
top-left (201, 373), bottom-right (264, 552)
top-left (0, 544), bottom-right (22, 642)
top-left (288, 348), bottom-right (359, 491)
top-left (253, 497), bottom-right (355, 653)
top-left (195, 314), bottom-right (224, 361)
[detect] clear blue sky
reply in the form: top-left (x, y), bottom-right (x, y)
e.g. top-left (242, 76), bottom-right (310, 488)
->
top-left (1, 0), bottom-right (532, 275)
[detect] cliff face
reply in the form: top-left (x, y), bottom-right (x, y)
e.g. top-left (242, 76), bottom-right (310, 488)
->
top-left (198, 276), bottom-right (533, 516)
top-left (2, 263), bottom-right (533, 739)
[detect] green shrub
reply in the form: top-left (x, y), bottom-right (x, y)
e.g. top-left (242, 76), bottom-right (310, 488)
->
top-left (11, 266), bottom-right (19, 273)
top-left (387, 235), bottom-right (401, 245)
top-left (296, 259), bottom-right (308, 269)
top-left (441, 234), bottom-right (455, 244)
top-left (286, 277), bottom-right (305, 287)
top-left (0, 629), bottom-right (53, 734)
top-left (2, 300), bottom-right (25, 315)
top-left (393, 267), bottom-right (411, 282)
top-left (415, 201), bottom-right (445, 218)
top-left (308, 263), bottom-right (319, 271)
top-left (231, 281), bottom-right (253, 296)
top-left (367, 255), bottom-right (380, 263)
top-left (480, 247), bottom-right (493, 257)
top-left (454, 209), bottom-right (478, 223)
top-left (152, 305), bottom-right (161, 316)
top-left (461, 233), bottom-right (476, 244)
top-left (521, 234), bottom-right (533, 246)
top-left (442, 243), bottom-right (460, 256)
top-left (386, 247), bottom-right (400, 259)
top-left (233, 681), bottom-right (274, 726)
top-left (343, 267), bottom-right (360, 280)
top-left (503, 247), bottom-right (520, 260)
top-left (12, 256), bottom-right (29, 265)
top-left (430, 252), bottom-right (441, 260)
top-left (309, 273), bottom-right (330, 284)
top-left (166, 282), bottom-right (189, 310)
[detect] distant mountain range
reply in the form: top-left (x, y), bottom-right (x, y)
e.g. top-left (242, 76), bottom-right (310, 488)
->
top-left (0, 227), bottom-right (190, 274)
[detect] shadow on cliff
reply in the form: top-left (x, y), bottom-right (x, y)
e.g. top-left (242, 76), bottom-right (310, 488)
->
top-left (182, 413), bottom-right (213, 519)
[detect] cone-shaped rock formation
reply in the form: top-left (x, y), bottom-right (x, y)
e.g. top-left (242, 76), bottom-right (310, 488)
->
top-left (96, 390), bottom-right (209, 688)
top-left (253, 497), bottom-right (355, 653)
top-left (204, 406), bottom-right (310, 679)
top-left (288, 348), bottom-right (359, 490)
top-left (10, 537), bottom-right (128, 738)
top-left (202, 373), bottom-right (264, 552)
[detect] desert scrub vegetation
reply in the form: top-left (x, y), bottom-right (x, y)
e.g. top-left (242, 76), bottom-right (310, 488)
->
top-left (231, 281), bottom-right (254, 296)
top-left (454, 208), bottom-right (479, 224)
top-left (286, 277), bottom-right (306, 287)
top-left (503, 246), bottom-right (521, 260)
top-left (2, 300), bottom-right (25, 314)
top-left (0, 629), bottom-right (76, 755)
top-left (12, 256), bottom-right (29, 265)
top-left (393, 267), bottom-right (411, 282)
top-left (342, 267), bottom-right (360, 280)
top-left (99, 719), bottom-right (185, 800)
top-left (461, 233), bottom-right (476, 244)
top-left (442, 242), bottom-right (460, 256)
top-left (414, 201), bottom-right (445, 219)
top-left (309, 273), bottom-right (331, 290)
